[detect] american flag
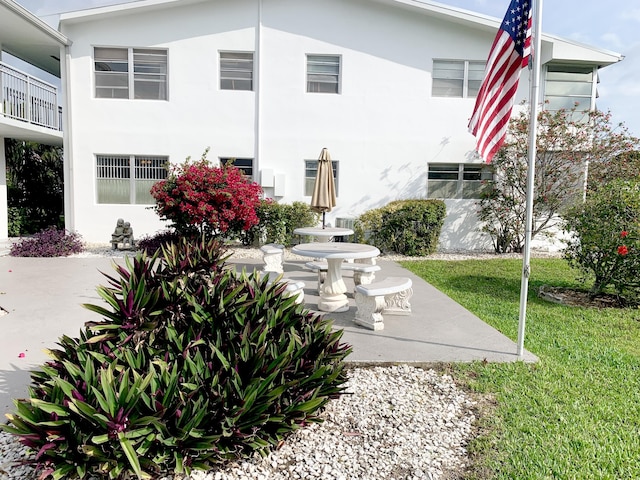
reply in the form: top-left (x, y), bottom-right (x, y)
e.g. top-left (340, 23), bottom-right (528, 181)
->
top-left (468, 0), bottom-right (533, 163)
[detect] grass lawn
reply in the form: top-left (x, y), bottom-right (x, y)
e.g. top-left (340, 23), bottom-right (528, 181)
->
top-left (400, 258), bottom-right (640, 480)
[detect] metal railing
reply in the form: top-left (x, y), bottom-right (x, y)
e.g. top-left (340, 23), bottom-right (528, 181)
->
top-left (0, 61), bottom-right (61, 131)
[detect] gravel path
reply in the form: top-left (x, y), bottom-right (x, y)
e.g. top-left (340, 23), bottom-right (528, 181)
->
top-left (1, 366), bottom-right (475, 480)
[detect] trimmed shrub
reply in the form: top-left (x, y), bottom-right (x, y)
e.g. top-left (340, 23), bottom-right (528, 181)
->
top-left (354, 200), bottom-right (446, 256)
top-left (3, 238), bottom-right (351, 479)
top-left (242, 200), bottom-right (320, 247)
top-left (563, 180), bottom-right (640, 300)
top-left (10, 227), bottom-right (84, 257)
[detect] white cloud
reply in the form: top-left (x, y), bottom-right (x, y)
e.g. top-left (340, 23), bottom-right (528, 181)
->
top-left (621, 8), bottom-right (640, 23)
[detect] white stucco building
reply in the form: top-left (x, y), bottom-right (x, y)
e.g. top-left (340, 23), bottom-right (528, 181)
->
top-left (0, 0), bottom-right (623, 249)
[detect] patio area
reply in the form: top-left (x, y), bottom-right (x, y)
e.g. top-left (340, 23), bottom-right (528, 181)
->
top-left (0, 252), bottom-right (537, 415)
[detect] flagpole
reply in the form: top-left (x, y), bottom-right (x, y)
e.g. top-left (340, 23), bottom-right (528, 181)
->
top-left (517, 0), bottom-right (543, 358)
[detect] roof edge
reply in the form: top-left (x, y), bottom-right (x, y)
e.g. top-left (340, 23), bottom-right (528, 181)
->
top-left (0, 0), bottom-right (71, 46)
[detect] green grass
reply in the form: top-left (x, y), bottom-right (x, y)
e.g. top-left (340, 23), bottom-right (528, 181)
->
top-left (400, 258), bottom-right (640, 480)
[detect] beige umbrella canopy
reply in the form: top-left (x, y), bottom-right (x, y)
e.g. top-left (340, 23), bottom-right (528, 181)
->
top-left (310, 147), bottom-right (337, 228)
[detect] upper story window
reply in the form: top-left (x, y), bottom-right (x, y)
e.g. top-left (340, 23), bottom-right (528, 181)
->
top-left (94, 47), bottom-right (167, 100)
top-left (427, 163), bottom-right (492, 199)
top-left (432, 60), bottom-right (485, 98)
top-left (220, 52), bottom-right (254, 91)
top-left (305, 160), bottom-right (339, 196)
top-left (221, 157), bottom-right (254, 179)
top-left (96, 155), bottom-right (168, 204)
top-left (544, 64), bottom-right (595, 115)
top-left (307, 55), bottom-right (340, 94)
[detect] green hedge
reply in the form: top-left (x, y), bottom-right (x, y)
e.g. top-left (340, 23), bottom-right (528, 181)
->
top-left (354, 199), bottom-right (446, 256)
top-left (243, 200), bottom-right (320, 247)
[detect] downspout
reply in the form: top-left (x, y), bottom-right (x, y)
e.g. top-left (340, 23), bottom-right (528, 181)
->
top-left (62, 43), bottom-right (75, 232)
top-left (254, 0), bottom-right (262, 189)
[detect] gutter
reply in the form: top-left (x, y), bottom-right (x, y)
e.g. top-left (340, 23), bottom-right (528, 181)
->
top-left (0, 0), bottom-right (71, 46)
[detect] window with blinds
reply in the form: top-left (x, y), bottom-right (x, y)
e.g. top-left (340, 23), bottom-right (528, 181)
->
top-left (94, 47), bottom-right (167, 100)
top-left (304, 160), bottom-right (339, 196)
top-left (432, 60), bottom-right (485, 98)
top-left (220, 157), bottom-right (254, 179)
top-left (544, 64), bottom-right (595, 118)
top-left (307, 55), bottom-right (340, 94)
top-left (427, 163), bottom-right (493, 199)
top-left (220, 52), bottom-right (254, 91)
top-left (97, 155), bottom-right (168, 204)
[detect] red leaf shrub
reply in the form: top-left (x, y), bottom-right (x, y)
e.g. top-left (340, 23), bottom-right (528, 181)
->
top-left (151, 153), bottom-right (263, 240)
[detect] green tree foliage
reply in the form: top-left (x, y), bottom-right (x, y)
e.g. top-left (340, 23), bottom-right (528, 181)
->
top-left (5, 140), bottom-right (64, 235)
top-left (478, 107), bottom-right (640, 253)
top-left (563, 180), bottom-right (640, 300)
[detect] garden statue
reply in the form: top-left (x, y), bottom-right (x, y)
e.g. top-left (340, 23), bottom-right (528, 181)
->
top-left (110, 218), bottom-right (134, 250)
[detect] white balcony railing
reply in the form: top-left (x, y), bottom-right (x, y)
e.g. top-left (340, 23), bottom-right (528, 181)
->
top-left (1, 61), bottom-right (61, 131)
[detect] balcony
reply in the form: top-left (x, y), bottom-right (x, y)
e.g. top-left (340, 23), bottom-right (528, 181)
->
top-left (1, 61), bottom-right (61, 133)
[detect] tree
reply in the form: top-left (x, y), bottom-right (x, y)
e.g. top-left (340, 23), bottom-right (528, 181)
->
top-left (5, 139), bottom-right (64, 236)
top-left (478, 106), bottom-right (640, 253)
top-left (150, 151), bottom-right (263, 240)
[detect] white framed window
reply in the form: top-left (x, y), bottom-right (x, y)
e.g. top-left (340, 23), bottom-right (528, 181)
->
top-left (427, 163), bottom-right (492, 199)
top-left (96, 155), bottom-right (168, 204)
top-left (220, 52), bottom-right (254, 91)
top-left (432, 60), bottom-right (485, 98)
top-left (307, 55), bottom-right (340, 94)
top-left (94, 47), bottom-right (167, 100)
top-left (305, 160), bottom-right (339, 196)
top-left (544, 64), bottom-right (595, 115)
top-left (220, 157), bottom-right (254, 179)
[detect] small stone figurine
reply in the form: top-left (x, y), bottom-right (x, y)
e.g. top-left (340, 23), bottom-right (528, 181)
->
top-left (110, 218), bottom-right (134, 250)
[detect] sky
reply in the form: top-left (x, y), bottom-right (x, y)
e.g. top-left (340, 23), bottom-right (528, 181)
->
top-left (13, 0), bottom-right (640, 138)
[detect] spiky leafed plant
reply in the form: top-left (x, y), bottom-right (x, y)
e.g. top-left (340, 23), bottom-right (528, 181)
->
top-left (3, 237), bottom-right (351, 479)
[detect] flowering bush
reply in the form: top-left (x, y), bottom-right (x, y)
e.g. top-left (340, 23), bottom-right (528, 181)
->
top-left (10, 227), bottom-right (84, 257)
top-left (563, 180), bottom-right (640, 300)
top-left (150, 152), bottom-right (263, 240)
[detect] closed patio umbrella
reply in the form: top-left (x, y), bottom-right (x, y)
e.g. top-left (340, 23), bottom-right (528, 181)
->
top-left (310, 147), bottom-right (337, 229)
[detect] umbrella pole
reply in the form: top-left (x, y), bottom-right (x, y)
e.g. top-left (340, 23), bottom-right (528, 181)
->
top-left (322, 212), bottom-right (326, 229)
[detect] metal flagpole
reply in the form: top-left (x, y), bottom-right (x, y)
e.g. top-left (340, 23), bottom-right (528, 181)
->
top-left (517, 0), bottom-right (543, 358)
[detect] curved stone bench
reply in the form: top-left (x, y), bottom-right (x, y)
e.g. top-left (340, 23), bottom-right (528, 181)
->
top-left (354, 276), bottom-right (413, 330)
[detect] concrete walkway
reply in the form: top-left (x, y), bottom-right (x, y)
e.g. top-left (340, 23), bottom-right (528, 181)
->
top-left (0, 254), bottom-right (537, 415)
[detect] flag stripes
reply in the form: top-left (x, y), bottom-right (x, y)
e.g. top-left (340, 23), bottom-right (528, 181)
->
top-left (468, 0), bottom-right (532, 163)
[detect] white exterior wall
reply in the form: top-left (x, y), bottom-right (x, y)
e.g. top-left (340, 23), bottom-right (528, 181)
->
top-left (61, 0), bottom-right (532, 249)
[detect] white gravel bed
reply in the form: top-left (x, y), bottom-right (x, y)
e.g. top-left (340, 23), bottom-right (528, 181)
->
top-left (0, 365), bottom-right (475, 480)
top-left (70, 242), bottom-right (560, 262)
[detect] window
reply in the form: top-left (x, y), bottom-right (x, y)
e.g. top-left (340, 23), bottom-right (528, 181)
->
top-left (220, 52), bottom-right (254, 90)
top-left (305, 160), bottom-right (339, 195)
top-left (97, 155), bottom-right (168, 204)
top-left (427, 163), bottom-right (492, 199)
top-left (94, 47), bottom-right (167, 100)
top-left (307, 55), bottom-right (340, 93)
top-left (432, 60), bottom-right (485, 98)
top-left (544, 64), bottom-right (595, 115)
top-left (221, 157), bottom-right (254, 179)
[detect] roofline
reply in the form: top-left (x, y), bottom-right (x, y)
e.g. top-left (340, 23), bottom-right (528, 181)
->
top-left (57, 0), bottom-right (622, 66)
top-left (0, 0), bottom-right (71, 46)
top-left (59, 0), bottom-right (185, 22)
